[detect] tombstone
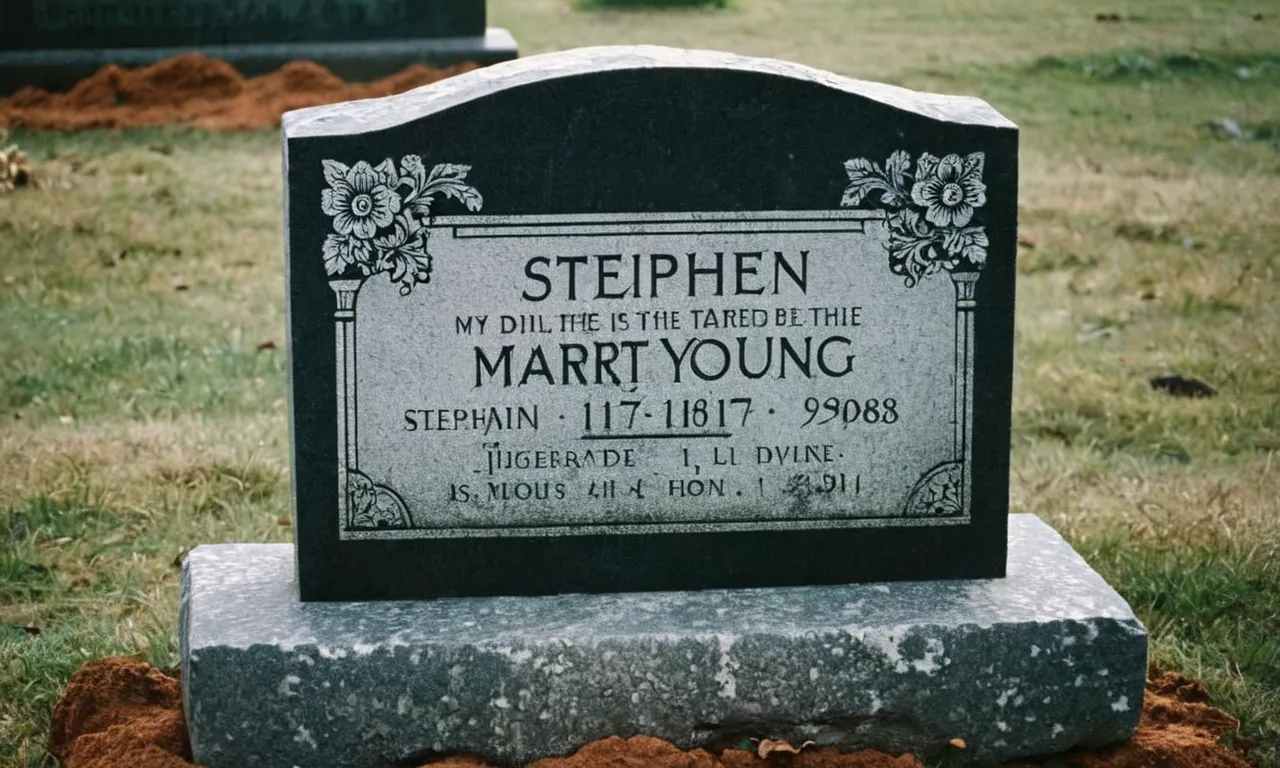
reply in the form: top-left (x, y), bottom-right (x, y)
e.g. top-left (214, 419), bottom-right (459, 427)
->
top-left (180, 46), bottom-right (1148, 767)
top-left (0, 0), bottom-right (517, 95)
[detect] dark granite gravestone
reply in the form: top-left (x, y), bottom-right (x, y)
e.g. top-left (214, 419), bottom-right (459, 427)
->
top-left (280, 47), bottom-right (1018, 602)
top-left (0, 0), bottom-right (517, 94)
top-left (180, 47), bottom-right (1147, 768)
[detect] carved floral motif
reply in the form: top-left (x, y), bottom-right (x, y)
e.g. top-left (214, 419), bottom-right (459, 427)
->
top-left (841, 151), bottom-right (988, 287)
top-left (321, 157), bottom-right (482, 295)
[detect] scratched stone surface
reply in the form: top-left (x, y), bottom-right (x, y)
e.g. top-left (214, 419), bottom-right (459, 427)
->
top-left (181, 515), bottom-right (1147, 767)
top-left (280, 45), bottom-right (1020, 600)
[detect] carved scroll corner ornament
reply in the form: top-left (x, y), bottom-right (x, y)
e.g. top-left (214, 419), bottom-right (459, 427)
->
top-left (841, 150), bottom-right (989, 287)
top-left (903, 461), bottom-right (965, 518)
top-left (320, 157), bottom-right (482, 296)
top-left (346, 469), bottom-right (414, 530)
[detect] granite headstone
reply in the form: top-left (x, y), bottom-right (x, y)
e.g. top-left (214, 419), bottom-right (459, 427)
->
top-left (0, 0), bottom-right (517, 94)
top-left (180, 47), bottom-right (1147, 768)
top-left (282, 46), bottom-right (1018, 601)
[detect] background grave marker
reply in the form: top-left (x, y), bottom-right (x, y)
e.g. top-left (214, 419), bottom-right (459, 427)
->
top-left (0, 0), bottom-right (517, 94)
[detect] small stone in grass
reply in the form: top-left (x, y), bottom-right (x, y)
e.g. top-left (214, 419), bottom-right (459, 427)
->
top-left (1150, 372), bottom-right (1217, 399)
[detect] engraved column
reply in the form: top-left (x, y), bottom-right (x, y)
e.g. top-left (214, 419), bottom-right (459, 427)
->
top-left (952, 270), bottom-right (979, 511)
top-left (330, 279), bottom-right (363, 529)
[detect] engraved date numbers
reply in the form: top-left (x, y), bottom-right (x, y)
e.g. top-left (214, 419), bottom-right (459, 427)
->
top-left (801, 397), bottom-right (899, 427)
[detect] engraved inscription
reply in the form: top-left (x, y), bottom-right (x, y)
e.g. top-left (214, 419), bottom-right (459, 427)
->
top-left (321, 153), bottom-right (987, 541)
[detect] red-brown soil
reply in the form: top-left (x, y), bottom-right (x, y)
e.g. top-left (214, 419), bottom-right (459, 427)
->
top-left (49, 658), bottom-right (191, 768)
top-left (0, 55), bottom-right (479, 131)
top-left (49, 659), bottom-right (1253, 768)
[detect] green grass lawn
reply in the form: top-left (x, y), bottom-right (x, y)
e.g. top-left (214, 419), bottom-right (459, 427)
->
top-left (2, 0), bottom-right (1278, 765)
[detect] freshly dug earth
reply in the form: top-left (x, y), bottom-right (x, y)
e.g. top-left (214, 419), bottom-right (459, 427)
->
top-left (50, 659), bottom-right (1253, 768)
top-left (0, 54), bottom-right (479, 131)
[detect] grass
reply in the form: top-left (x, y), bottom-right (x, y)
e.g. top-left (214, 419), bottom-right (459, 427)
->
top-left (577, 0), bottom-right (729, 9)
top-left (1, 0), bottom-right (1278, 765)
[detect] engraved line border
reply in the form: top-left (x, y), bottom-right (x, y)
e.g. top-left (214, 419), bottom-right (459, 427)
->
top-left (337, 209), bottom-right (968, 540)
top-left (344, 513), bottom-right (972, 540)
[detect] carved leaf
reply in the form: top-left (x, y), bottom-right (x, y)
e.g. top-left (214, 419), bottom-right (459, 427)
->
top-left (389, 252), bottom-right (409, 284)
top-left (426, 163), bottom-right (471, 186)
top-left (409, 195), bottom-right (433, 218)
top-left (883, 150), bottom-right (912, 206)
top-left (841, 157), bottom-right (890, 208)
top-left (943, 226), bottom-right (989, 267)
top-left (962, 152), bottom-right (985, 179)
top-left (435, 181), bottom-right (484, 212)
top-left (322, 234), bottom-right (351, 275)
top-left (320, 188), bottom-right (338, 218)
top-left (374, 157), bottom-right (398, 187)
top-left (888, 235), bottom-right (937, 288)
top-left (322, 159), bottom-right (347, 187)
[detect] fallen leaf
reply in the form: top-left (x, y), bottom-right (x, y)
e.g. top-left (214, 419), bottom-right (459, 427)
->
top-left (756, 739), bottom-right (814, 758)
top-left (0, 140), bottom-right (35, 190)
top-left (949, 738), bottom-right (967, 750)
top-left (1150, 372), bottom-right (1217, 399)
top-left (256, 339), bottom-right (277, 351)
top-left (758, 739), bottom-right (800, 758)
top-left (1016, 234), bottom-right (1036, 249)
top-left (277, 516), bottom-right (292, 527)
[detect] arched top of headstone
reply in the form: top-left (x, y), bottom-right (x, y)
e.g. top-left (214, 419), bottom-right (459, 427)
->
top-left (283, 45), bottom-right (1016, 138)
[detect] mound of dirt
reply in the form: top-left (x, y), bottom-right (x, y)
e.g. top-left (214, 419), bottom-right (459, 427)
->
top-left (49, 658), bottom-right (191, 768)
top-left (0, 55), bottom-right (479, 131)
top-left (48, 659), bottom-right (1252, 768)
top-left (1001, 672), bottom-right (1252, 768)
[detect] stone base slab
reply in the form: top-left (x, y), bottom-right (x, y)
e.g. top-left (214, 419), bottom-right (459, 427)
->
top-left (180, 515), bottom-right (1146, 767)
top-left (0, 29), bottom-right (518, 95)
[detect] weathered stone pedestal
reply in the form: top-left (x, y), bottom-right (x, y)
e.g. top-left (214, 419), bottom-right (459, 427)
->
top-left (181, 515), bottom-right (1146, 767)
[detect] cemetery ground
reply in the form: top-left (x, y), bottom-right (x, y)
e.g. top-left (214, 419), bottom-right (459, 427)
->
top-left (1, 0), bottom-right (1277, 765)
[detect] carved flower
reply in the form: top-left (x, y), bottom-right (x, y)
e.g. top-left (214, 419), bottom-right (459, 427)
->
top-left (910, 153), bottom-right (986, 228)
top-left (322, 160), bottom-right (401, 240)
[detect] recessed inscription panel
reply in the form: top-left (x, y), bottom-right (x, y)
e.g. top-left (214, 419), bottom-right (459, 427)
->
top-left (332, 207), bottom-right (981, 538)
